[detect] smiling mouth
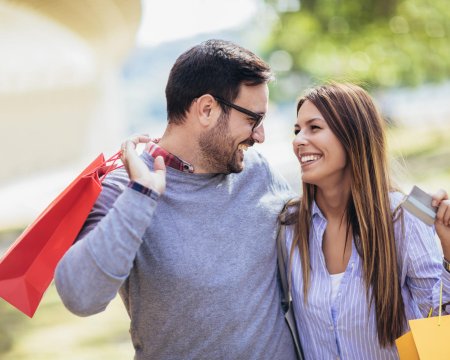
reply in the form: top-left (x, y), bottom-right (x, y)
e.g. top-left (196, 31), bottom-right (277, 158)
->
top-left (299, 154), bottom-right (322, 165)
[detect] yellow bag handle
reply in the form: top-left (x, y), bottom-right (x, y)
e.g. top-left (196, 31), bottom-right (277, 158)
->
top-left (427, 279), bottom-right (443, 326)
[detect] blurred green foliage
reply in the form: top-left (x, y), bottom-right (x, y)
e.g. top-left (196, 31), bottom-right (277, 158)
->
top-left (263, 0), bottom-right (450, 100)
top-left (388, 125), bottom-right (450, 191)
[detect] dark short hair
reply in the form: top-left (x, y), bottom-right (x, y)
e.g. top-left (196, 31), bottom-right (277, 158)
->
top-left (165, 39), bottom-right (273, 124)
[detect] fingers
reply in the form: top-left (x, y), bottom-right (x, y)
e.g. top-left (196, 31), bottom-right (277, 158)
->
top-left (118, 136), bottom-right (166, 194)
top-left (154, 156), bottom-right (166, 175)
top-left (130, 134), bottom-right (151, 146)
top-left (436, 199), bottom-right (450, 227)
top-left (152, 156), bottom-right (167, 194)
top-left (121, 134), bottom-right (151, 152)
top-left (431, 189), bottom-right (449, 226)
top-left (431, 188), bottom-right (449, 207)
top-left (120, 134), bottom-right (151, 162)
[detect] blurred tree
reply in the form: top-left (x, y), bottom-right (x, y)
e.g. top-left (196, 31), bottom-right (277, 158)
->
top-left (263, 0), bottom-right (449, 100)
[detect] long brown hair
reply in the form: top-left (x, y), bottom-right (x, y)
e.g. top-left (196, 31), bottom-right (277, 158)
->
top-left (290, 83), bottom-right (405, 347)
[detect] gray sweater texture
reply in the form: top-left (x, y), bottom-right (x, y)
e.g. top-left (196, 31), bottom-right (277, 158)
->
top-left (55, 148), bottom-right (297, 360)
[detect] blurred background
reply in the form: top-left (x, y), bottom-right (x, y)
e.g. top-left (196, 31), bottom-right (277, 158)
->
top-left (0, 0), bottom-right (449, 358)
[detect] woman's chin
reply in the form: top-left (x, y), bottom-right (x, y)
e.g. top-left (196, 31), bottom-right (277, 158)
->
top-left (301, 175), bottom-right (317, 186)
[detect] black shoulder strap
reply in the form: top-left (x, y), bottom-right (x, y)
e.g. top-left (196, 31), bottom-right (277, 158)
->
top-left (277, 215), bottom-right (290, 312)
top-left (277, 209), bottom-right (304, 360)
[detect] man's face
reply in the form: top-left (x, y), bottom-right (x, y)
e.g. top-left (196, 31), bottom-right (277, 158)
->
top-left (198, 84), bottom-right (268, 174)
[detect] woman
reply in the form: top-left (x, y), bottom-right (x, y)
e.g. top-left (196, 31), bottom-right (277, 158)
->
top-left (284, 83), bottom-right (450, 359)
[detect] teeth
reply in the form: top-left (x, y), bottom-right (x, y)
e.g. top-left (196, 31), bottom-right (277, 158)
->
top-left (300, 154), bottom-right (321, 164)
top-left (238, 144), bottom-right (249, 151)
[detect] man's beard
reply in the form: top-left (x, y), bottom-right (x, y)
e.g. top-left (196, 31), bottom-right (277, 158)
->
top-left (198, 115), bottom-right (249, 174)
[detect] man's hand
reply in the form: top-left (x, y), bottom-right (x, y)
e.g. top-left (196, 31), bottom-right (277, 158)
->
top-left (120, 135), bottom-right (166, 194)
top-left (432, 189), bottom-right (450, 259)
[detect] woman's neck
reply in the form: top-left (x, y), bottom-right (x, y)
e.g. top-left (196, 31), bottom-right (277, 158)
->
top-left (315, 184), bottom-right (351, 221)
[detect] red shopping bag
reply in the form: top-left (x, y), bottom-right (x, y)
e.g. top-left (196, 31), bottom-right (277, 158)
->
top-left (0, 151), bottom-right (121, 317)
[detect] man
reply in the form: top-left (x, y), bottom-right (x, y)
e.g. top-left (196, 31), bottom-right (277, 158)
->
top-left (55, 39), bottom-right (297, 359)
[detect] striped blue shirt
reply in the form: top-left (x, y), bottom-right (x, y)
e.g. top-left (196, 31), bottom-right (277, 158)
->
top-left (285, 193), bottom-right (450, 359)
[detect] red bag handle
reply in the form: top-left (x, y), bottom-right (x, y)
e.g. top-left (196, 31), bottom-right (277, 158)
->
top-left (96, 151), bottom-right (124, 182)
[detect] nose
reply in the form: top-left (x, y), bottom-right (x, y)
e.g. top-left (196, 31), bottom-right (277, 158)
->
top-left (252, 124), bottom-right (265, 144)
top-left (292, 129), bottom-right (308, 149)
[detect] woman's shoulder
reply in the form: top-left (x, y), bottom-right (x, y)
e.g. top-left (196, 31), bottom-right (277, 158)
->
top-left (280, 197), bottom-right (301, 225)
top-left (389, 190), bottom-right (435, 245)
top-left (389, 191), bottom-right (405, 210)
top-left (389, 190), bottom-right (427, 225)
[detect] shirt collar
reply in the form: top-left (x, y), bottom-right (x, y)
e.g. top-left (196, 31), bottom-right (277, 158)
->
top-left (145, 138), bottom-right (194, 173)
top-left (311, 200), bottom-right (325, 220)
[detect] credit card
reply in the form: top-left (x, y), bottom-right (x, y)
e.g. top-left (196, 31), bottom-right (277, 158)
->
top-left (401, 186), bottom-right (437, 226)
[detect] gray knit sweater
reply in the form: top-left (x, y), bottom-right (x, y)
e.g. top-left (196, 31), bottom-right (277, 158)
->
top-left (55, 148), bottom-right (297, 360)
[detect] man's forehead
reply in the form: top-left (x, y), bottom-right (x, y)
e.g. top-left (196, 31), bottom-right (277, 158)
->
top-left (236, 83), bottom-right (269, 102)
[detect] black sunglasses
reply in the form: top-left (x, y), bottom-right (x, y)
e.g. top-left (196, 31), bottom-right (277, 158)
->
top-left (213, 96), bottom-right (265, 131)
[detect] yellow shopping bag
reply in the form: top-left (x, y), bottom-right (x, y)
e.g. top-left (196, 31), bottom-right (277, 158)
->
top-left (396, 281), bottom-right (450, 359)
top-left (396, 315), bottom-right (450, 359)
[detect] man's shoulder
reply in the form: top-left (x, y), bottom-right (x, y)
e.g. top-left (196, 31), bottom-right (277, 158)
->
top-left (243, 148), bottom-right (294, 196)
top-left (242, 148), bottom-right (280, 182)
top-left (244, 147), bottom-right (271, 170)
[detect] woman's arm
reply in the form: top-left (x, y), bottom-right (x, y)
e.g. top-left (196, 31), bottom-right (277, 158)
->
top-left (433, 189), bottom-right (450, 260)
top-left (403, 190), bottom-right (450, 317)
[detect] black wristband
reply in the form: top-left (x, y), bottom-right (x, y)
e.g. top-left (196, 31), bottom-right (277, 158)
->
top-left (128, 181), bottom-right (159, 200)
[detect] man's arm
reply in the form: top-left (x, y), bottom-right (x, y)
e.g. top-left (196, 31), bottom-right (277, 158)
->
top-left (55, 135), bottom-right (166, 316)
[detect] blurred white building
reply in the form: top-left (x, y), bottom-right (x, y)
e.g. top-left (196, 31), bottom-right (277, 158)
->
top-left (0, 0), bottom-right (141, 230)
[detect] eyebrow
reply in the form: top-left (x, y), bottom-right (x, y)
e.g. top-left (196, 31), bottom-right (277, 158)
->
top-left (246, 111), bottom-right (265, 117)
top-left (295, 117), bottom-right (324, 127)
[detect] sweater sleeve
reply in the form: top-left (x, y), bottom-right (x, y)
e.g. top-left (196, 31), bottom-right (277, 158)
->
top-left (54, 171), bottom-right (159, 316)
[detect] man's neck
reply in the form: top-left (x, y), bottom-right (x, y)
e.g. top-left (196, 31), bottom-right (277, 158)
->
top-left (157, 127), bottom-right (208, 173)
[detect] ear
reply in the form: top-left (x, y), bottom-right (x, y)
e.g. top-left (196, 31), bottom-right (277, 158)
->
top-left (195, 94), bottom-right (219, 128)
